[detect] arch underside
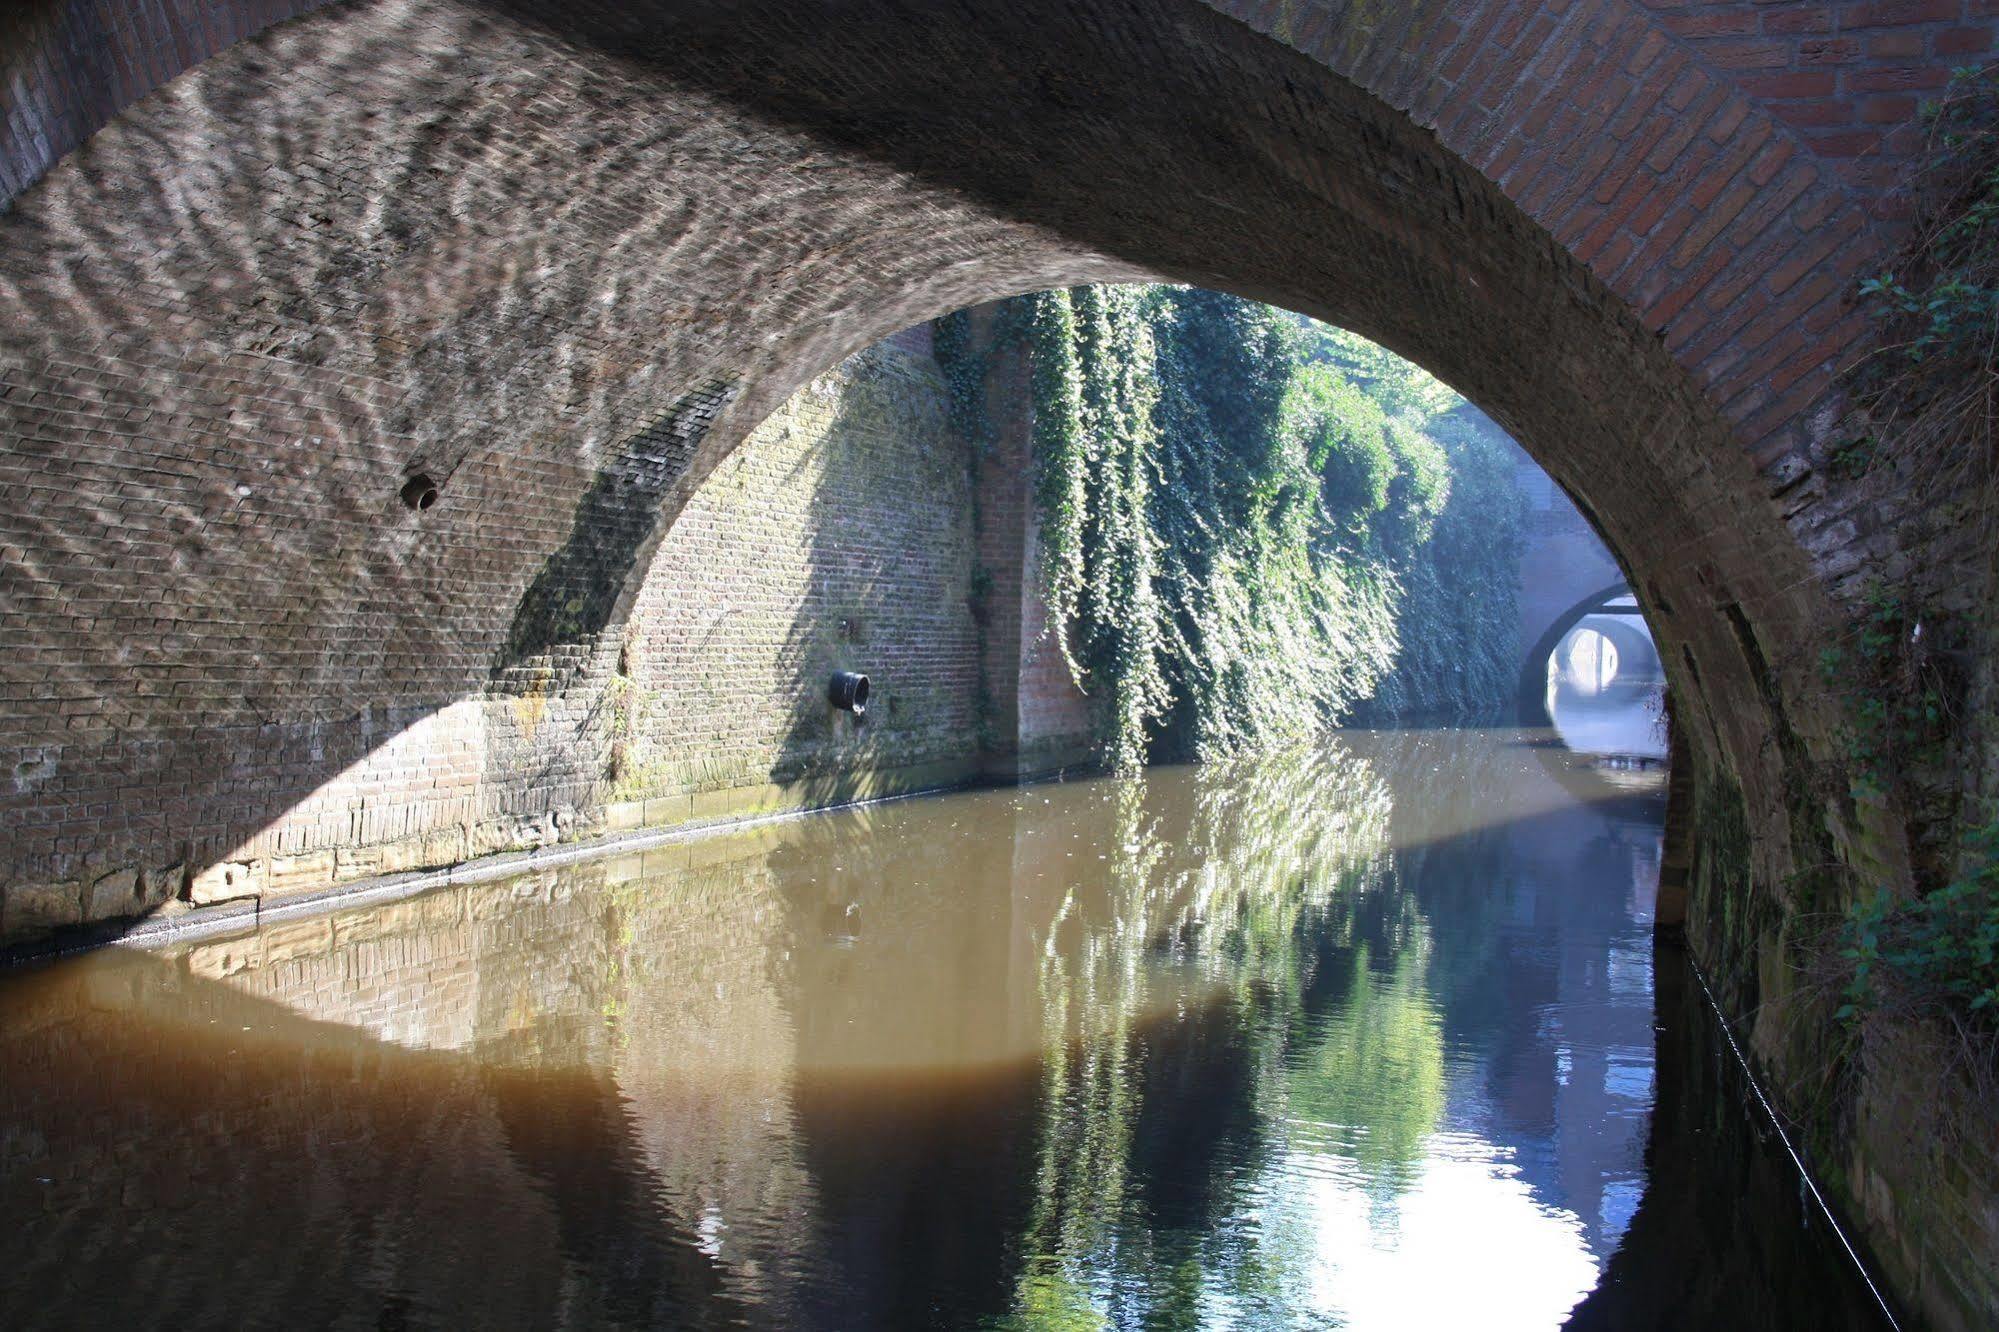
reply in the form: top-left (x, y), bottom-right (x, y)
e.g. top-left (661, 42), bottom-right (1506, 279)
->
top-left (0, 0), bottom-right (1843, 900)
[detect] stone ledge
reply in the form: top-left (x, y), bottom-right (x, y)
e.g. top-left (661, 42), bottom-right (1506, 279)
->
top-left (0, 759), bottom-right (989, 967)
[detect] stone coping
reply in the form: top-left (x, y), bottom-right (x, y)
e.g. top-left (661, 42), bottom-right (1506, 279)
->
top-left (0, 756), bottom-right (1092, 969)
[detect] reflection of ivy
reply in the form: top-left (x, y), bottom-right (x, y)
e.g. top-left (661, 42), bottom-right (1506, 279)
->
top-left (1287, 930), bottom-right (1445, 1201)
top-left (1003, 745), bottom-right (1404, 1327)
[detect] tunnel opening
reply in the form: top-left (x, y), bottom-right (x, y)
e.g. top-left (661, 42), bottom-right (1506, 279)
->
top-left (0, 0), bottom-right (1805, 950)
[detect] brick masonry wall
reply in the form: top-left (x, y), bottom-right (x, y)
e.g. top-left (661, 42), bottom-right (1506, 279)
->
top-left (965, 310), bottom-right (1102, 778)
top-left (1634, 0), bottom-right (1997, 198)
top-left (1512, 442), bottom-right (1629, 667)
top-left (0, 322), bottom-right (1020, 938)
top-left (616, 327), bottom-right (988, 806)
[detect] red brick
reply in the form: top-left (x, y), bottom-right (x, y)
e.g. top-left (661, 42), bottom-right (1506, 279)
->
top-left (1737, 70), bottom-right (1839, 97)
top-left (1865, 30), bottom-right (1928, 58)
top-left (1666, 66), bottom-right (1710, 109)
top-left (1839, 0), bottom-right (1959, 27)
top-left (1673, 180), bottom-right (1760, 266)
top-left (1747, 138), bottom-right (1799, 187)
top-left (1935, 26), bottom-right (1995, 54)
top-left (1771, 99), bottom-right (1857, 127)
top-left (1843, 64), bottom-right (1954, 91)
top-left (1858, 94), bottom-right (1920, 121)
top-left (1628, 177), bottom-right (1675, 234)
top-left (1706, 97), bottom-right (1752, 141)
top-left (1594, 228), bottom-right (1638, 272)
top-left (1701, 37), bottom-right (1799, 67)
top-left (1627, 28), bottom-right (1671, 73)
top-left (1663, 11), bottom-right (1761, 37)
top-left (1690, 123), bottom-right (1772, 207)
top-left (1766, 226), bottom-right (1850, 296)
top-left (1807, 128), bottom-right (1886, 155)
top-left (1798, 36), bottom-right (1864, 63)
top-left (1762, 6), bottom-right (1836, 34)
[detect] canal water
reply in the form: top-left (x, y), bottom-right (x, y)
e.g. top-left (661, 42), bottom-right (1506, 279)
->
top-left (0, 729), bottom-right (1888, 1329)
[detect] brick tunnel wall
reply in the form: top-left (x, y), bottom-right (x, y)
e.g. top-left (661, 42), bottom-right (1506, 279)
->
top-left (617, 327), bottom-right (986, 816)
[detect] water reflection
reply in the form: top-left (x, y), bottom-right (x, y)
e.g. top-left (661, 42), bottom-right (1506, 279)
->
top-left (0, 731), bottom-right (1883, 1329)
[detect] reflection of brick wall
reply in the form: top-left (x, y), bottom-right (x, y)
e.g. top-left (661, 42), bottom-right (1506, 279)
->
top-left (0, 838), bottom-right (816, 1327)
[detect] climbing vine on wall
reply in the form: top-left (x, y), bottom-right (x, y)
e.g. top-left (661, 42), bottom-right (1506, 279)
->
top-left (1847, 63), bottom-right (1999, 514)
top-left (1830, 64), bottom-right (1999, 1035)
top-left (963, 285), bottom-right (1522, 773)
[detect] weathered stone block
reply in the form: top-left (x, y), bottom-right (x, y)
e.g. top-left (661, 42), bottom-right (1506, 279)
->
top-left (142, 864), bottom-right (185, 910)
top-left (2, 882), bottom-right (83, 943)
top-left (188, 861), bottom-right (262, 906)
top-left (643, 795), bottom-right (693, 827)
top-left (84, 869), bottom-right (141, 923)
top-left (268, 850), bottom-right (336, 896)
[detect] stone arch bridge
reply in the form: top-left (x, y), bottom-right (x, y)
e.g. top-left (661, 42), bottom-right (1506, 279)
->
top-left (2, 2), bottom-right (1996, 1322)
top-left (1510, 453), bottom-right (1660, 725)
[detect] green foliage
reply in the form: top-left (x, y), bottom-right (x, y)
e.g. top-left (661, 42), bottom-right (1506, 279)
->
top-left (1816, 581), bottom-right (1949, 800)
top-left (1290, 316), bottom-right (1458, 420)
top-left (988, 284), bottom-right (1523, 770)
top-left (1830, 67), bottom-right (1997, 1035)
top-left (1368, 407), bottom-right (1527, 718)
top-left (1842, 816), bottom-right (1999, 1021)
top-left (1071, 285), bottom-right (1170, 774)
top-left (933, 308), bottom-right (994, 452)
top-left (1147, 287), bottom-right (1403, 762)
top-left (1027, 288), bottom-right (1092, 682)
top-left (1285, 362), bottom-right (1394, 521)
top-left (1845, 63), bottom-right (1999, 490)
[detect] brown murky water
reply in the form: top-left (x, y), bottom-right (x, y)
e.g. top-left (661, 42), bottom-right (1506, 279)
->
top-left (0, 728), bottom-right (1889, 1329)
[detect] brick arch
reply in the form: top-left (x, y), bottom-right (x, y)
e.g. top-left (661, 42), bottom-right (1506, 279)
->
top-left (0, 0), bottom-right (1909, 443)
top-left (1517, 579), bottom-right (1634, 727)
top-left (0, 0), bottom-right (1889, 957)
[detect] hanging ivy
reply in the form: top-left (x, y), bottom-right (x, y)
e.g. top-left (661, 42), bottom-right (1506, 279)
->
top-left (1027, 288), bottom-right (1091, 684)
top-left (932, 308), bottom-right (993, 453)
top-left (954, 285), bottom-right (1522, 773)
